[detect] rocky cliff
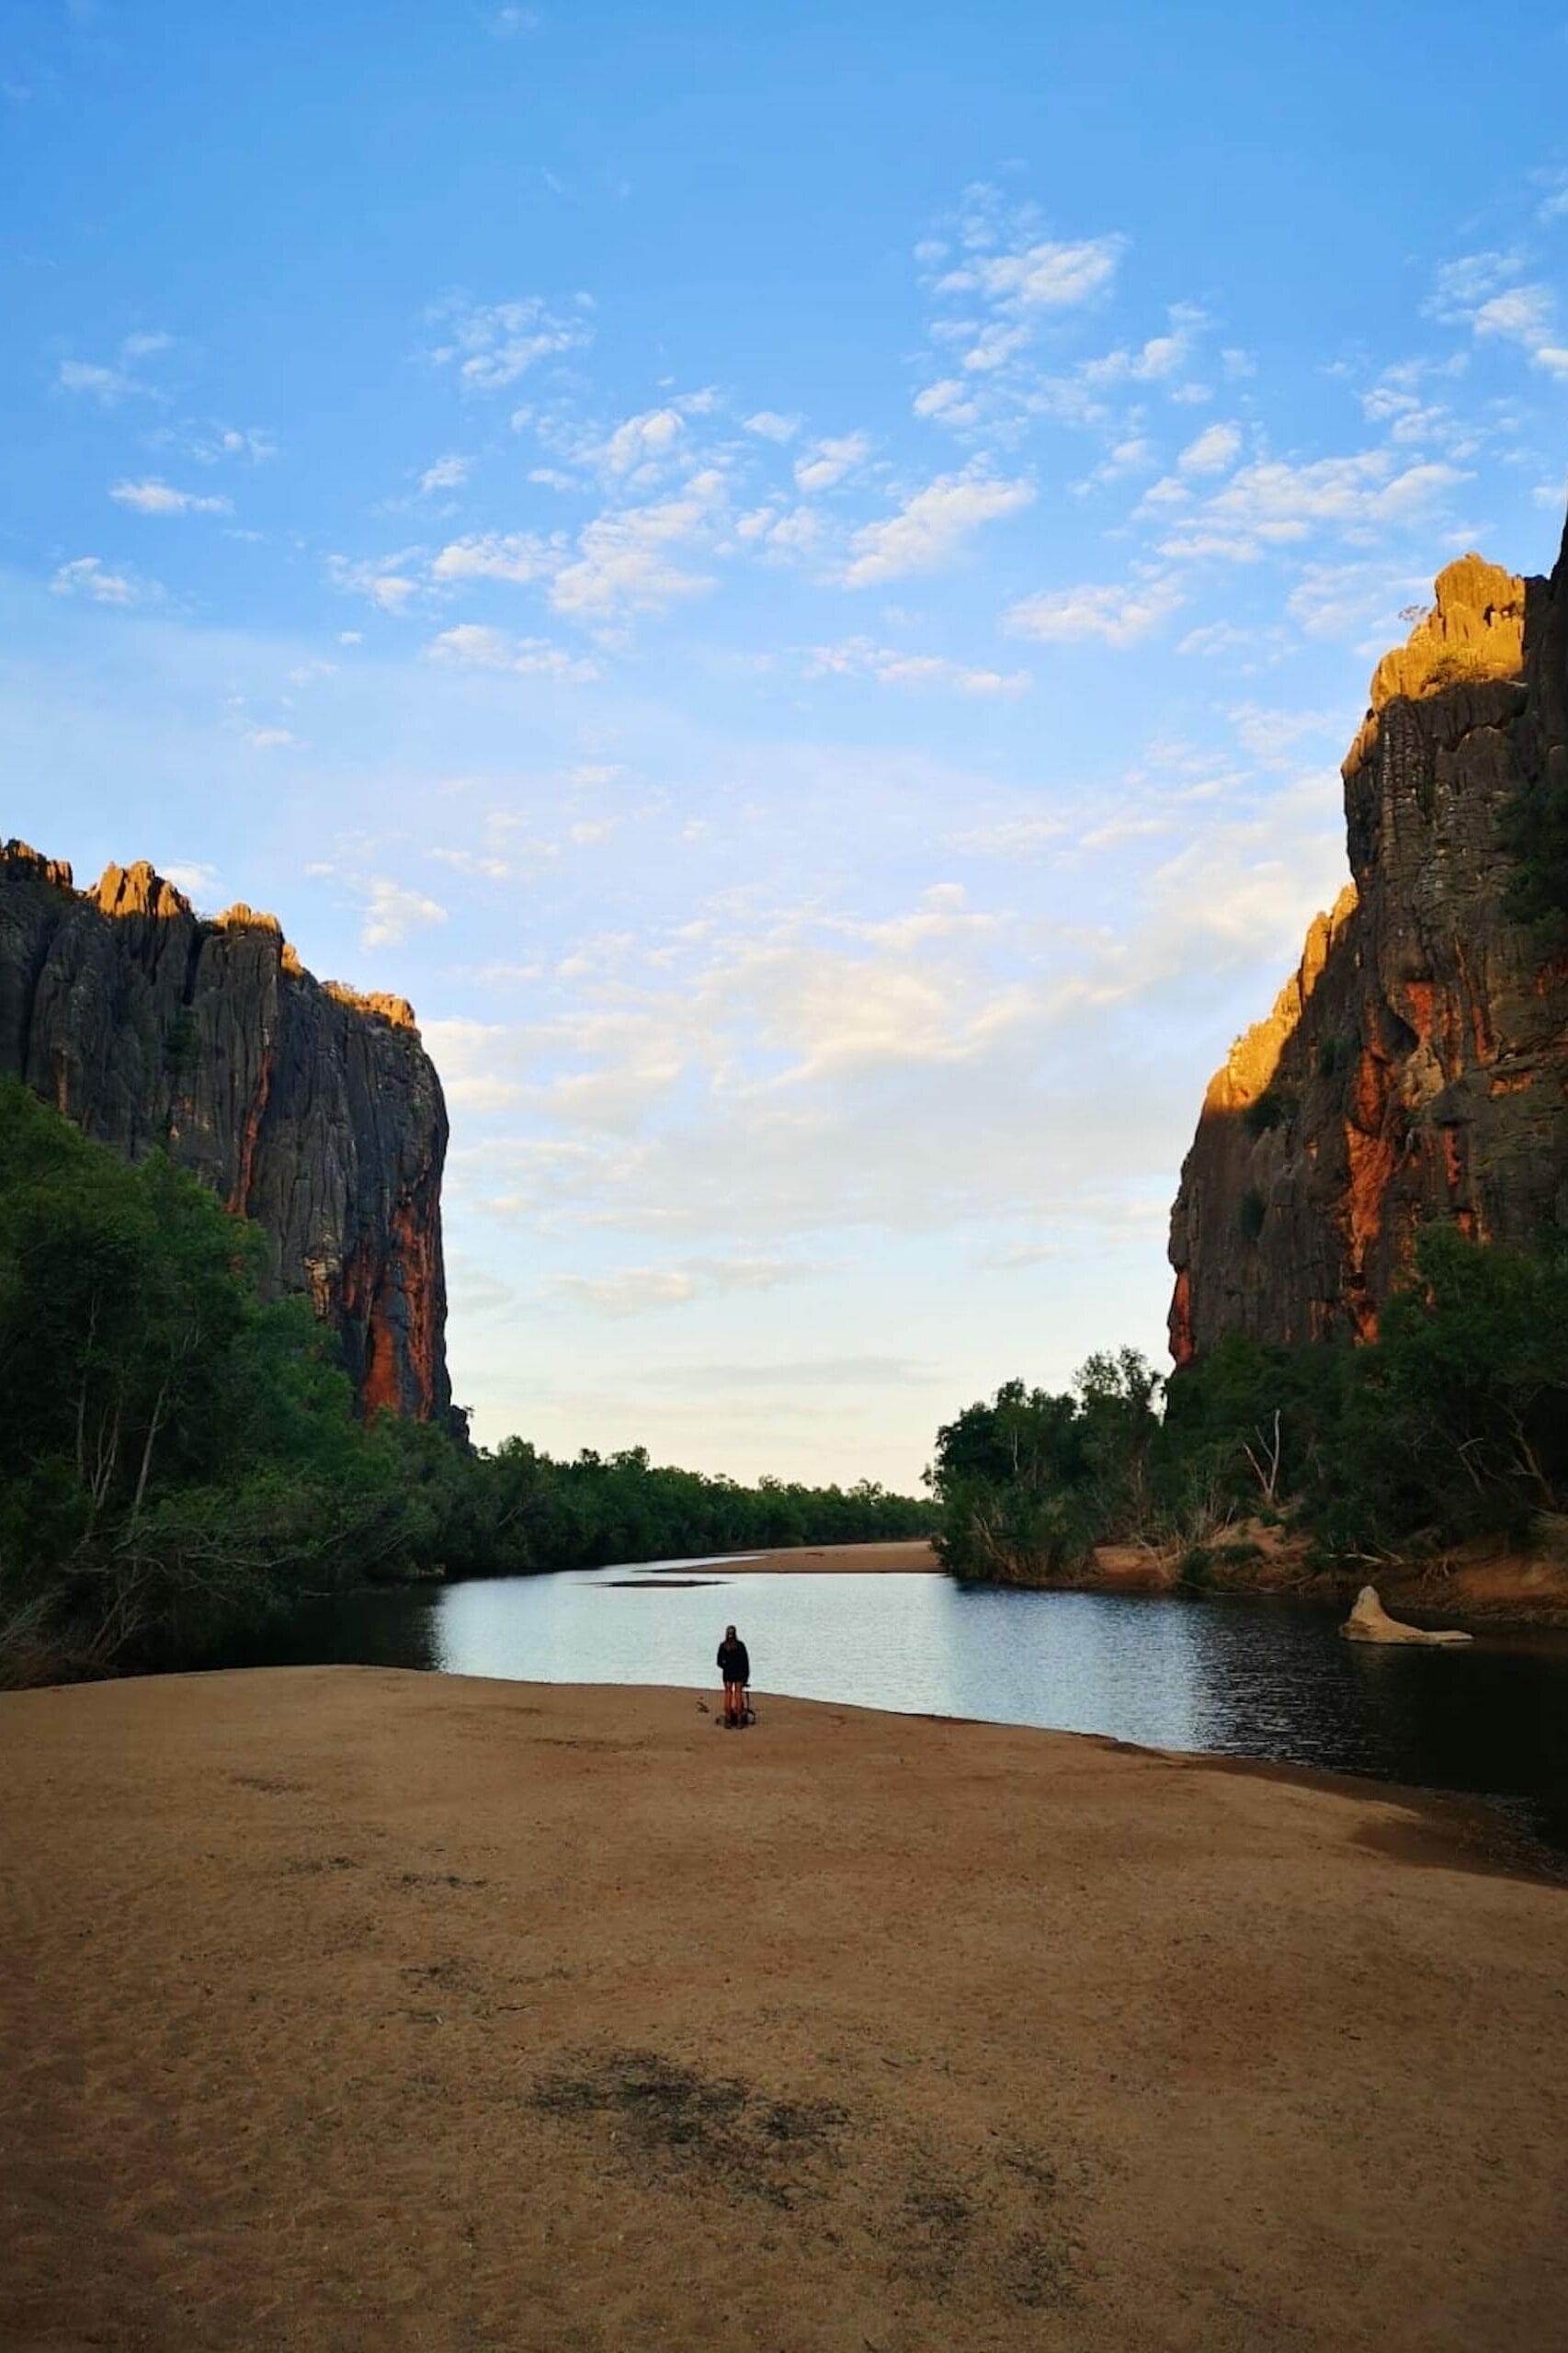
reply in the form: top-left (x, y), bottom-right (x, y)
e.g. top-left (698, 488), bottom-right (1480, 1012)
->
top-left (1168, 520), bottom-right (1568, 1361)
top-left (0, 843), bottom-right (450, 1420)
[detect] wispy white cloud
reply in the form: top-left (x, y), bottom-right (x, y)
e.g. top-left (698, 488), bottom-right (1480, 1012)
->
top-left (551, 471), bottom-right (726, 617)
top-left (431, 531), bottom-right (560, 585)
top-left (449, 813), bottom-right (1344, 1270)
top-left (734, 502), bottom-right (824, 562)
top-left (426, 623), bottom-right (599, 681)
top-left (178, 423), bottom-right (277, 465)
top-left (56, 331), bottom-right (174, 406)
top-left (159, 860), bottom-right (220, 900)
top-left (744, 409), bottom-right (801, 443)
top-left (1226, 702), bottom-right (1341, 767)
top-left (913, 188), bottom-right (1132, 431)
top-left (110, 476), bottom-right (232, 516)
top-left (552, 1256), bottom-right (812, 1317)
top-left (1006, 573), bottom-right (1182, 647)
top-left (361, 879), bottom-right (449, 949)
top-left (926, 187), bottom-right (1126, 386)
top-left (1155, 449), bottom-right (1466, 562)
top-left (1176, 420), bottom-right (1242, 475)
top-left (1356, 355), bottom-right (1475, 455)
top-left (1283, 557), bottom-right (1429, 642)
top-left (58, 360), bottom-right (135, 403)
top-left (842, 463), bottom-right (1032, 586)
top-left (803, 637), bottom-right (1028, 695)
top-left (915, 190), bottom-right (1211, 441)
top-left (794, 431), bottom-right (872, 493)
top-left (1079, 303), bottom-right (1205, 390)
top-left (420, 453), bottom-right (471, 493)
top-left (597, 404), bottom-right (687, 476)
top-left (1074, 436), bottom-right (1157, 494)
top-left (327, 550), bottom-right (424, 611)
top-left (49, 555), bottom-right (155, 605)
top-left (1078, 814), bottom-right (1173, 853)
top-left (427, 292), bottom-right (594, 390)
top-left (1427, 249), bottom-right (1525, 317)
top-left (950, 815), bottom-right (1068, 857)
top-left (1427, 249), bottom-right (1568, 380)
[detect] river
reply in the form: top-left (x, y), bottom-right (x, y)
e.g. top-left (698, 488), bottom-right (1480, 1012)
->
top-left (237, 1558), bottom-right (1568, 1852)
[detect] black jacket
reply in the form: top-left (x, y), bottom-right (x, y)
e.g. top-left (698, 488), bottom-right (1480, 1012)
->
top-left (717, 1639), bottom-right (750, 1684)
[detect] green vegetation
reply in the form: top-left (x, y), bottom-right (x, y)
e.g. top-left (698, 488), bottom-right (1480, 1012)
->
top-left (1237, 1187), bottom-right (1267, 1243)
top-left (1241, 1087), bottom-right (1290, 1136)
top-left (1503, 759), bottom-right (1568, 939)
top-left (162, 1006), bottom-right (199, 1075)
top-left (1424, 649), bottom-right (1505, 690)
top-left (926, 1350), bottom-right (1161, 1584)
top-left (367, 1420), bottom-right (930, 1587)
top-left (0, 1082), bottom-right (928, 1683)
top-left (929, 1225), bottom-right (1568, 1586)
top-left (0, 1078), bottom-right (403, 1679)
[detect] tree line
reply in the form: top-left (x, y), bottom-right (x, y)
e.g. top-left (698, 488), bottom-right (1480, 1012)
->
top-left (12, 1064), bottom-right (1563, 1676)
top-left (0, 1081), bottom-right (928, 1682)
top-left (928, 1223), bottom-right (1568, 1586)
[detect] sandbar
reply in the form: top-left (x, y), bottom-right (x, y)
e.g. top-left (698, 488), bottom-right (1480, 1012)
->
top-left (736, 1539), bottom-right (937, 1573)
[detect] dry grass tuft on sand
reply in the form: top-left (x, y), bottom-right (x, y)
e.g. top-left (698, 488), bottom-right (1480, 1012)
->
top-left (3, 1666), bottom-right (1566, 2352)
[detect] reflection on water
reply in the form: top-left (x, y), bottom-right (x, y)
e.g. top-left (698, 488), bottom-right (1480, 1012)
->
top-left (244, 1566), bottom-right (1568, 1847)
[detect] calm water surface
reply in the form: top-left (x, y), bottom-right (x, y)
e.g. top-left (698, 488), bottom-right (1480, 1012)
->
top-left (246, 1562), bottom-right (1568, 1849)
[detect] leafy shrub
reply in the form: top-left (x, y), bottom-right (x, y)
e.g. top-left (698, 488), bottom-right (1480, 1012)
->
top-left (1425, 650), bottom-right (1504, 689)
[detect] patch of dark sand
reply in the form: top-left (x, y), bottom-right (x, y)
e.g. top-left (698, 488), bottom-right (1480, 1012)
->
top-left (530, 2045), bottom-right (846, 2209)
top-left (527, 2044), bottom-right (1081, 2305)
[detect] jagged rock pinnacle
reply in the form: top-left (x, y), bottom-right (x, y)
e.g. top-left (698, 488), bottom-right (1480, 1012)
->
top-left (1168, 509), bottom-right (1568, 1362)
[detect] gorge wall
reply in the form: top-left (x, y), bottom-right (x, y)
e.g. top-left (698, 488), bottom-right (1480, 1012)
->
top-left (1168, 517), bottom-right (1568, 1361)
top-left (0, 843), bottom-right (450, 1421)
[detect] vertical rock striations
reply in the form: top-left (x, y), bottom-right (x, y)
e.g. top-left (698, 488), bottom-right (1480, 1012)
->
top-left (0, 845), bottom-right (450, 1421)
top-left (1168, 517), bottom-right (1568, 1361)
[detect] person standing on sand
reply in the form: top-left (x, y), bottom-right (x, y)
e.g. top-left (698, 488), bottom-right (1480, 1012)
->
top-left (717, 1624), bottom-right (750, 1727)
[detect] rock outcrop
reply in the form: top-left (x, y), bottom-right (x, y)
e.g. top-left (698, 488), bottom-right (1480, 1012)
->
top-left (1169, 515), bottom-right (1568, 1362)
top-left (0, 843), bottom-right (450, 1421)
top-left (1340, 1586), bottom-right (1473, 1646)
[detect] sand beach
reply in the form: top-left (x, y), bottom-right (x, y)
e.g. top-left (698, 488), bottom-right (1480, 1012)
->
top-left (4, 1666), bottom-right (1565, 2352)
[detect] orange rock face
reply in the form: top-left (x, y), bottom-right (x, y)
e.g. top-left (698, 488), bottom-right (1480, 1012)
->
top-left (0, 841), bottom-right (450, 1422)
top-left (1167, 515), bottom-right (1568, 1361)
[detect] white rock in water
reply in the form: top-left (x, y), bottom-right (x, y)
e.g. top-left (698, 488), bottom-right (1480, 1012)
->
top-left (1340, 1584), bottom-right (1473, 1646)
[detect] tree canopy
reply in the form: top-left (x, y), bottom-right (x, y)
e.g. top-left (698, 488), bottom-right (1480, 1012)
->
top-left (928, 1225), bottom-right (1568, 1586)
top-left (0, 1081), bottom-right (929, 1680)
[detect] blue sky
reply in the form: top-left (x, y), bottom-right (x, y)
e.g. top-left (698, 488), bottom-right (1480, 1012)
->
top-left (5, 2), bottom-right (1568, 1487)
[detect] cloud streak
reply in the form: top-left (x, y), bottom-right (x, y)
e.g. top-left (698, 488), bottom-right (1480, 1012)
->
top-left (842, 464), bottom-right (1033, 585)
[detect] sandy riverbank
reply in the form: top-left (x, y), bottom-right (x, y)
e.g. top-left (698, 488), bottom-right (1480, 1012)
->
top-left (734, 1539), bottom-right (937, 1573)
top-left (4, 1669), bottom-right (1565, 2352)
top-left (1065, 1531), bottom-right (1568, 1630)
